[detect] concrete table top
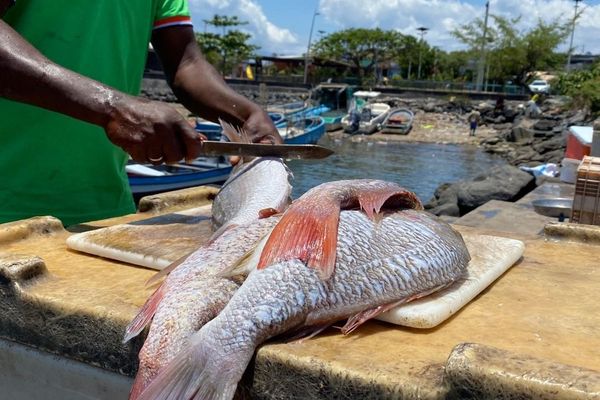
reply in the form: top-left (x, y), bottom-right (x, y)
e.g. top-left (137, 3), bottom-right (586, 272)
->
top-left (1, 185), bottom-right (600, 399)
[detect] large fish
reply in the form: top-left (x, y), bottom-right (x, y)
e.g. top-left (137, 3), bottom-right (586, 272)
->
top-left (125, 121), bottom-right (293, 399)
top-left (137, 180), bottom-right (471, 400)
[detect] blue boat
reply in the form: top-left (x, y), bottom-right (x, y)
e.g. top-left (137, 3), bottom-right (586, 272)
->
top-left (277, 117), bottom-right (326, 144)
top-left (127, 159), bottom-right (233, 199)
top-left (195, 112), bottom-right (287, 140)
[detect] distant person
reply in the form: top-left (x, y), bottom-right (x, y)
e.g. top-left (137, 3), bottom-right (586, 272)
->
top-left (494, 96), bottom-right (505, 115)
top-left (526, 94), bottom-right (541, 117)
top-left (468, 109), bottom-right (481, 136)
top-left (0, 0), bottom-right (281, 226)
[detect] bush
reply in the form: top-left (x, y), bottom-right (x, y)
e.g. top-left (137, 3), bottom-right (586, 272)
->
top-left (553, 63), bottom-right (600, 114)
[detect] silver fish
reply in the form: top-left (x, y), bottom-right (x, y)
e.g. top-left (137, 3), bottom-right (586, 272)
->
top-left (125, 151), bottom-right (292, 399)
top-left (138, 183), bottom-right (470, 400)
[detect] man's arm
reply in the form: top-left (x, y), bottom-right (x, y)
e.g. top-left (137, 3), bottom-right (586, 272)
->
top-left (0, 19), bottom-right (204, 163)
top-left (151, 25), bottom-right (282, 144)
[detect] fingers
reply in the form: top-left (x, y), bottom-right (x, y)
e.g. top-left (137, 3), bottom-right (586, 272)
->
top-left (179, 123), bottom-right (206, 163)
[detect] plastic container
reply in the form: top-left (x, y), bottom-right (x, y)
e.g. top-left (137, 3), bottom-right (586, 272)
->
top-left (560, 158), bottom-right (580, 184)
top-left (565, 126), bottom-right (593, 160)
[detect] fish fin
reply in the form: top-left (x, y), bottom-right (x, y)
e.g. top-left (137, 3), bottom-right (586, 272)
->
top-left (282, 324), bottom-right (331, 344)
top-left (342, 283), bottom-right (450, 334)
top-left (357, 187), bottom-right (424, 220)
top-left (218, 118), bottom-right (241, 143)
top-left (258, 207), bottom-right (280, 219)
top-left (123, 284), bottom-right (165, 343)
top-left (209, 223), bottom-right (237, 243)
top-left (145, 251), bottom-right (191, 287)
top-left (137, 333), bottom-right (244, 400)
top-left (258, 197), bottom-right (339, 280)
top-left (341, 300), bottom-right (406, 335)
top-left (218, 233), bottom-right (270, 278)
top-left (128, 371), bottom-right (148, 400)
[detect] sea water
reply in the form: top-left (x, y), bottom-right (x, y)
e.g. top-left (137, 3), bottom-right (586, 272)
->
top-left (287, 136), bottom-right (506, 202)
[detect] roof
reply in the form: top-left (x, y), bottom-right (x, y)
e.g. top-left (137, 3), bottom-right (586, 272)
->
top-left (353, 91), bottom-right (381, 98)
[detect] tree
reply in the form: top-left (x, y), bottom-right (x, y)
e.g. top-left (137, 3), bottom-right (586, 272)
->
top-left (452, 15), bottom-right (570, 85)
top-left (312, 28), bottom-right (405, 82)
top-left (195, 15), bottom-right (259, 76)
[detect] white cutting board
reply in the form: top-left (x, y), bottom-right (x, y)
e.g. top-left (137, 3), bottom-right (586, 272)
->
top-left (377, 233), bottom-right (524, 329)
top-left (66, 205), bottom-right (214, 270)
top-left (68, 212), bottom-right (524, 329)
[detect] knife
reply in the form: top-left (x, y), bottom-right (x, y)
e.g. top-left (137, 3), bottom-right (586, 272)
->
top-left (198, 141), bottom-right (334, 160)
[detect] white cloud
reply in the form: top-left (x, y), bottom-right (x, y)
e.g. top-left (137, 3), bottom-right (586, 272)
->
top-left (188, 0), bottom-right (299, 55)
top-left (318, 0), bottom-right (600, 53)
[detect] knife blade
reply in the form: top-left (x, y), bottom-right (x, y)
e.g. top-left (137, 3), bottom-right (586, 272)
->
top-left (198, 141), bottom-right (334, 160)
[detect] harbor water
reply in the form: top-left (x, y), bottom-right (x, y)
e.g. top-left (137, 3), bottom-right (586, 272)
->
top-left (287, 135), bottom-right (506, 201)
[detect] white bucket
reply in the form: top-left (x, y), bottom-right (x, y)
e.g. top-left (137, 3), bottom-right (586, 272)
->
top-left (560, 158), bottom-right (580, 184)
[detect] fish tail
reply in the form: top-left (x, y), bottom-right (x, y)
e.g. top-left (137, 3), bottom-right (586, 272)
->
top-left (123, 283), bottom-right (165, 343)
top-left (137, 329), bottom-right (250, 400)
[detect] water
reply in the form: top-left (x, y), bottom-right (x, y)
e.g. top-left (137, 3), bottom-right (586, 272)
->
top-left (287, 136), bottom-right (506, 202)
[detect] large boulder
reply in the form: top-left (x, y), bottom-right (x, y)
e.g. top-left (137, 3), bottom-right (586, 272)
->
top-left (456, 165), bottom-right (536, 213)
top-left (510, 118), bottom-right (535, 142)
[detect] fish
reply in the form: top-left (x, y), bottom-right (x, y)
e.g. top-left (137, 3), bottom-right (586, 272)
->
top-left (137, 180), bottom-right (471, 400)
top-left (125, 129), bottom-right (293, 399)
top-left (126, 218), bottom-right (280, 400)
top-left (211, 120), bottom-right (292, 236)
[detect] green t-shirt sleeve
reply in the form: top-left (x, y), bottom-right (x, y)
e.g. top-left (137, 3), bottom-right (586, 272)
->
top-left (154, 0), bottom-right (192, 29)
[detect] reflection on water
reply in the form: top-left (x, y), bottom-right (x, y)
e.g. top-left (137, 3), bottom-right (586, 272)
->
top-left (287, 135), bottom-right (506, 202)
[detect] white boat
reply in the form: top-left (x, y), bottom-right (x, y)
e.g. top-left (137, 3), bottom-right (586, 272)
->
top-left (381, 108), bottom-right (414, 135)
top-left (341, 91), bottom-right (391, 135)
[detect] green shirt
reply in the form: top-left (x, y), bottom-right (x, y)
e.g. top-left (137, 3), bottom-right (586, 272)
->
top-left (0, 0), bottom-right (192, 226)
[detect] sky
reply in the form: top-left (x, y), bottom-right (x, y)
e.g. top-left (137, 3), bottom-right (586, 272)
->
top-left (188, 0), bottom-right (600, 56)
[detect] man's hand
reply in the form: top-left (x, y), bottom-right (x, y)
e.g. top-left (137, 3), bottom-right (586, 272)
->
top-left (105, 96), bottom-right (206, 164)
top-left (242, 108), bottom-right (283, 144)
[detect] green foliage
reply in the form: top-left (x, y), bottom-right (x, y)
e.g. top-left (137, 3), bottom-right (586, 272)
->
top-left (195, 15), bottom-right (258, 76)
top-left (553, 62), bottom-right (600, 113)
top-left (312, 28), bottom-right (405, 79)
top-left (452, 15), bottom-right (570, 84)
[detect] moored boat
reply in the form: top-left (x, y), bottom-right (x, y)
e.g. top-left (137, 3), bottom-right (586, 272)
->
top-left (381, 108), bottom-right (414, 135)
top-left (341, 91), bottom-right (391, 135)
top-left (127, 159), bottom-right (233, 200)
top-left (277, 116), bottom-right (326, 144)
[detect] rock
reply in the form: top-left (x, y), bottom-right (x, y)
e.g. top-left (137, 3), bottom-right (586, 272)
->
top-left (533, 119), bottom-right (559, 131)
top-left (456, 165), bottom-right (535, 213)
top-left (493, 123), bottom-right (513, 131)
top-left (428, 202), bottom-right (461, 217)
top-left (510, 119), bottom-right (535, 142)
top-left (532, 136), bottom-right (565, 154)
top-left (566, 110), bottom-right (588, 126)
top-left (502, 108), bottom-right (519, 122)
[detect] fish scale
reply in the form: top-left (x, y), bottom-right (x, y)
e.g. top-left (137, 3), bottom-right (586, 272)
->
top-left (139, 208), bottom-right (470, 400)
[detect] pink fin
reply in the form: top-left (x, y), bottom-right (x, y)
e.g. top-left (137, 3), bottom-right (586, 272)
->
top-left (283, 324), bottom-right (331, 344)
top-left (342, 283), bottom-right (450, 334)
top-left (358, 187), bottom-right (423, 220)
top-left (123, 284), bottom-right (165, 343)
top-left (341, 300), bottom-right (406, 335)
top-left (129, 372), bottom-right (147, 400)
top-left (145, 252), bottom-right (191, 287)
top-left (208, 222), bottom-right (237, 243)
top-left (258, 197), bottom-right (339, 280)
top-left (258, 207), bottom-right (280, 219)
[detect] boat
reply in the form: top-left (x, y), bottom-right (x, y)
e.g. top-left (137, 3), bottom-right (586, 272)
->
top-left (320, 110), bottom-right (346, 131)
top-left (195, 112), bottom-right (287, 140)
top-left (381, 108), bottom-right (414, 135)
top-left (312, 83), bottom-right (355, 131)
top-left (277, 117), bottom-right (326, 144)
top-left (194, 119), bottom-right (223, 140)
top-left (127, 158), bottom-right (233, 199)
top-left (341, 91), bottom-right (391, 134)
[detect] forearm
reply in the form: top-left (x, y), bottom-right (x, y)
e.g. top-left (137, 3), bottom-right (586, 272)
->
top-left (151, 28), bottom-right (260, 126)
top-left (172, 53), bottom-right (261, 125)
top-left (0, 20), bottom-right (125, 127)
